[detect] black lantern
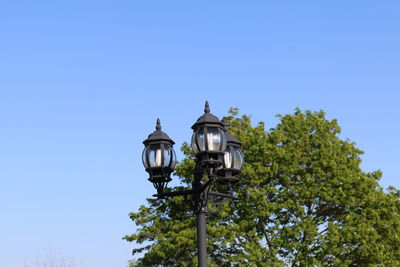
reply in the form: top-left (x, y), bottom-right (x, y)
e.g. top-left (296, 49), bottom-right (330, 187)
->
top-left (217, 131), bottom-right (244, 180)
top-left (191, 101), bottom-right (227, 168)
top-left (142, 118), bottom-right (176, 194)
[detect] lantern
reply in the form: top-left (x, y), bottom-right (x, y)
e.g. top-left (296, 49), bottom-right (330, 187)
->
top-left (191, 101), bottom-right (227, 167)
top-left (217, 131), bottom-right (244, 180)
top-left (142, 118), bottom-right (176, 194)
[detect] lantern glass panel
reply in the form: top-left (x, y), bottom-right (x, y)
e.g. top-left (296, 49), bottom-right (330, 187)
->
top-left (148, 144), bottom-right (163, 167)
top-left (233, 147), bottom-right (244, 169)
top-left (170, 148), bottom-right (177, 168)
top-left (207, 127), bottom-right (225, 151)
top-left (142, 148), bottom-right (149, 168)
top-left (196, 127), bottom-right (206, 151)
top-left (224, 149), bottom-right (233, 168)
top-left (220, 130), bottom-right (227, 151)
top-left (163, 144), bottom-right (176, 169)
top-left (164, 145), bottom-right (171, 167)
top-left (191, 133), bottom-right (199, 154)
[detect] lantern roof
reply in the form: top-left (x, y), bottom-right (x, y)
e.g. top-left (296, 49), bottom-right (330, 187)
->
top-left (143, 118), bottom-right (175, 145)
top-left (225, 132), bottom-right (242, 146)
top-left (191, 101), bottom-right (225, 130)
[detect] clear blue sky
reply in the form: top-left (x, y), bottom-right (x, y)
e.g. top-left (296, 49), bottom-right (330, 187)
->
top-left (1, 1), bottom-right (399, 266)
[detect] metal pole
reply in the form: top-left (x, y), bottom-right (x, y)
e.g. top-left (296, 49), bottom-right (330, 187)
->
top-left (197, 211), bottom-right (207, 267)
top-left (194, 160), bottom-right (208, 267)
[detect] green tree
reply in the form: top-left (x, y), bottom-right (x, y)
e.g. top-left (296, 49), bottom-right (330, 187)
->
top-left (124, 108), bottom-right (400, 266)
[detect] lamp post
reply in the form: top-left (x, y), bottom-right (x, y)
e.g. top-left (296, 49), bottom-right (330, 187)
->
top-left (141, 101), bottom-right (244, 267)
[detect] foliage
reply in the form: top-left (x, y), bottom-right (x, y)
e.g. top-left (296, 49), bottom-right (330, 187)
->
top-left (124, 108), bottom-right (400, 266)
top-left (127, 259), bottom-right (139, 267)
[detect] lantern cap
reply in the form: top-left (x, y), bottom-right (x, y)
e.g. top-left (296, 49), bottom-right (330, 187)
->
top-left (191, 101), bottom-right (225, 130)
top-left (143, 118), bottom-right (175, 145)
top-left (226, 132), bottom-right (242, 146)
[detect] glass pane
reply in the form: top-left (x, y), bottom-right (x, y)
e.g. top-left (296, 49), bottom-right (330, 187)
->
top-left (196, 127), bottom-right (205, 152)
top-left (155, 148), bottom-right (162, 167)
top-left (220, 130), bottom-right (227, 151)
top-left (149, 145), bottom-right (163, 167)
top-left (191, 133), bottom-right (199, 154)
top-left (224, 149), bottom-right (232, 169)
top-left (207, 127), bottom-right (221, 151)
top-left (164, 145), bottom-right (171, 167)
top-left (233, 148), bottom-right (244, 169)
top-left (171, 148), bottom-right (177, 168)
top-left (142, 148), bottom-right (149, 168)
top-left (149, 149), bottom-right (155, 167)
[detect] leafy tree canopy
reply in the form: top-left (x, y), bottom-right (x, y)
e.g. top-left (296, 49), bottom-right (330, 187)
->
top-left (124, 108), bottom-right (400, 266)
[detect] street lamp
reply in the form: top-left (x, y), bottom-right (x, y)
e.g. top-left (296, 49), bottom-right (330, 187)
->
top-left (217, 131), bottom-right (244, 181)
top-left (142, 118), bottom-right (176, 195)
top-left (141, 101), bottom-right (244, 267)
top-left (191, 101), bottom-right (227, 168)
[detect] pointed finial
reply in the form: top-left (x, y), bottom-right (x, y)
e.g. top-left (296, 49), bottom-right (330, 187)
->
top-left (204, 101), bottom-right (210, 114)
top-left (156, 118), bottom-right (161, 131)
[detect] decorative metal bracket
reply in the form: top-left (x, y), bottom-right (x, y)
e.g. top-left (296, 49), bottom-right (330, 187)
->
top-left (152, 160), bottom-right (238, 216)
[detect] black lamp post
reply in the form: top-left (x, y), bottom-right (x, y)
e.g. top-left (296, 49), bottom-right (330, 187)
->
top-left (142, 101), bottom-right (244, 267)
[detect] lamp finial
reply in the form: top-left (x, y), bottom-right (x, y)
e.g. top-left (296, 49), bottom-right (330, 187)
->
top-left (204, 101), bottom-right (210, 114)
top-left (156, 118), bottom-right (161, 131)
